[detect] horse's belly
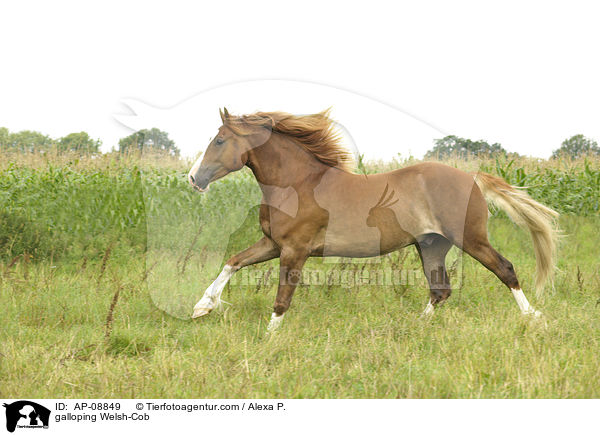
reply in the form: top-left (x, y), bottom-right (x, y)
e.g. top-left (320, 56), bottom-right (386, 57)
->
top-left (314, 227), bottom-right (415, 258)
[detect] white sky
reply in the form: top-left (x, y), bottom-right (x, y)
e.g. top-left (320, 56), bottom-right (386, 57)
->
top-left (1, 1), bottom-right (599, 160)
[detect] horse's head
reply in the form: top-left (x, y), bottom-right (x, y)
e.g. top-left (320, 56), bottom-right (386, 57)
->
top-left (188, 107), bottom-right (271, 192)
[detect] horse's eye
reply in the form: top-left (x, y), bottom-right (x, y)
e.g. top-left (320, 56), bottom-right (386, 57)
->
top-left (216, 137), bottom-right (224, 145)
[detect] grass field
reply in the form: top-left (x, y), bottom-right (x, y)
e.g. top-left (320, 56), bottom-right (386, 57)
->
top-left (1, 152), bottom-right (599, 398)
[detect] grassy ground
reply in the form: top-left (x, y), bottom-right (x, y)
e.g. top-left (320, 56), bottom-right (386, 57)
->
top-left (1, 153), bottom-right (599, 398)
top-left (1, 216), bottom-right (599, 398)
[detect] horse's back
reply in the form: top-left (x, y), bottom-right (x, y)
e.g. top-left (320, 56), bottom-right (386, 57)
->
top-left (385, 161), bottom-right (488, 242)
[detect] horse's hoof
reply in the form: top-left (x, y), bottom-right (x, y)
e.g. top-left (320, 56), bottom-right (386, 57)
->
top-left (267, 313), bottom-right (285, 332)
top-left (524, 309), bottom-right (543, 318)
top-left (523, 309), bottom-right (547, 327)
top-left (191, 306), bottom-right (212, 318)
top-left (525, 309), bottom-right (548, 328)
top-left (420, 301), bottom-right (435, 318)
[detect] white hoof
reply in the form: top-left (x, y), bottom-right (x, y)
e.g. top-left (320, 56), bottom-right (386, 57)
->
top-left (511, 288), bottom-right (544, 319)
top-left (524, 308), bottom-right (543, 319)
top-left (267, 313), bottom-right (285, 332)
top-left (191, 295), bottom-right (218, 319)
top-left (421, 301), bottom-right (435, 318)
top-left (191, 265), bottom-right (235, 319)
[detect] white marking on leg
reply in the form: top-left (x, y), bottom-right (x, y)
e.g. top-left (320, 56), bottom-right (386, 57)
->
top-left (192, 265), bottom-right (234, 318)
top-left (511, 288), bottom-right (542, 317)
top-left (267, 312), bottom-right (285, 332)
top-left (422, 300), bottom-right (435, 317)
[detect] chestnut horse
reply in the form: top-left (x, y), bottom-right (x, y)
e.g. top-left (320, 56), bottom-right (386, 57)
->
top-left (188, 108), bottom-right (559, 330)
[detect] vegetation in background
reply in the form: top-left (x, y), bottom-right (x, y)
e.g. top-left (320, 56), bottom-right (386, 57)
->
top-left (118, 128), bottom-right (179, 156)
top-left (425, 133), bottom-right (600, 161)
top-left (0, 128), bottom-right (55, 153)
top-left (0, 127), bottom-right (102, 155)
top-left (0, 126), bottom-right (178, 157)
top-left (2, 124), bottom-right (596, 161)
top-left (56, 132), bottom-right (101, 154)
top-left (552, 134), bottom-right (600, 160)
top-left (424, 135), bottom-right (510, 159)
top-left (1, 152), bottom-right (599, 262)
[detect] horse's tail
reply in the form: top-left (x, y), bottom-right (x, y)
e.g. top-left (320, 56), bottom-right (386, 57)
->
top-left (473, 172), bottom-right (559, 296)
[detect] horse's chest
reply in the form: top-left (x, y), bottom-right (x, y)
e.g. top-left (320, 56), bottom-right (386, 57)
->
top-left (263, 205), bottom-right (327, 246)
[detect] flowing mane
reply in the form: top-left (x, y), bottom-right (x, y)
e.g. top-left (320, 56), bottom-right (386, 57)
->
top-left (224, 109), bottom-right (355, 172)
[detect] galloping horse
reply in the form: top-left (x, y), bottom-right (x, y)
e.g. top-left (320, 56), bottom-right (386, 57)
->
top-left (188, 108), bottom-right (559, 331)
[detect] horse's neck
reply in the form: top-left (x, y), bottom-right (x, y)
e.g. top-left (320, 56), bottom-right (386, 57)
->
top-left (246, 134), bottom-right (329, 190)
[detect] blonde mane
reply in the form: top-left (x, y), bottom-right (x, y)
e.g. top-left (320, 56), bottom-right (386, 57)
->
top-left (224, 109), bottom-right (355, 172)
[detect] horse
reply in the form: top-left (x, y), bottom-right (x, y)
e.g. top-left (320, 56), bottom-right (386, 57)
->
top-left (188, 108), bottom-right (559, 331)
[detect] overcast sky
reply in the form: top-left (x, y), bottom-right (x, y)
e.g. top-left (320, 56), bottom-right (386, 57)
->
top-left (1, 1), bottom-right (599, 160)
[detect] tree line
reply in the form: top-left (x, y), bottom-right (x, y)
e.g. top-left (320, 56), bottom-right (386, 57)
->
top-left (425, 134), bottom-right (600, 160)
top-left (1, 125), bottom-right (598, 160)
top-left (0, 127), bottom-right (179, 156)
top-left (0, 128), bottom-right (102, 154)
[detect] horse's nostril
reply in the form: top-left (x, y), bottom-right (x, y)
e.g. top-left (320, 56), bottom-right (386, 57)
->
top-left (189, 175), bottom-right (195, 184)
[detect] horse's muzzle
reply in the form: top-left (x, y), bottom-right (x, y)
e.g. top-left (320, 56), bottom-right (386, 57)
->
top-left (188, 170), bottom-right (212, 192)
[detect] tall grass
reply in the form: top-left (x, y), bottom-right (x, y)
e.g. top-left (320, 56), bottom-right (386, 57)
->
top-left (1, 151), bottom-right (599, 398)
top-left (1, 216), bottom-right (599, 398)
top-left (2, 152), bottom-right (599, 261)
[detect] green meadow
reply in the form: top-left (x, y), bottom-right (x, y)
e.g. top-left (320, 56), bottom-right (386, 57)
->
top-left (1, 152), bottom-right (599, 398)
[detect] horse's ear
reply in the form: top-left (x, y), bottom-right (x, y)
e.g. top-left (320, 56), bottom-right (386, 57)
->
top-left (219, 107), bottom-right (230, 123)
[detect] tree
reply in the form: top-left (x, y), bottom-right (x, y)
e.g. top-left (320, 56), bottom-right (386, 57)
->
top-left (425, 135), bottom-right (509, 159)
top-left (0, 127), bottom-right (9, 149)
top-left (118, 128), bottom-right (179, 156)
top-left (6, 130), bottom-right (54, 153)
top-left (551, 134), bottom-right (600, 159)
top-left (57, 132), bottom-right (101, 154)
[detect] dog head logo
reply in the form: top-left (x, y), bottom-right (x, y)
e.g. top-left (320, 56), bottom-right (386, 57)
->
top-left (3, 401), bottom-right (50, 432)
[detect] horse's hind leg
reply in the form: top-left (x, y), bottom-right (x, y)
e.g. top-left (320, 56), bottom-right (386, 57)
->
top-left (416, 233), bottom-right (453, 316)
top-left (459, 230), bottom-right (542, 317)
top-left (192, 237), bottom-right (280, 318)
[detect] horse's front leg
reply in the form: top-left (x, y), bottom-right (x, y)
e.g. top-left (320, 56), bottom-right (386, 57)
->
top-left (268, 247), bottom-right (309, 331)
top-left (192, 237), bottom-right (280, 318)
